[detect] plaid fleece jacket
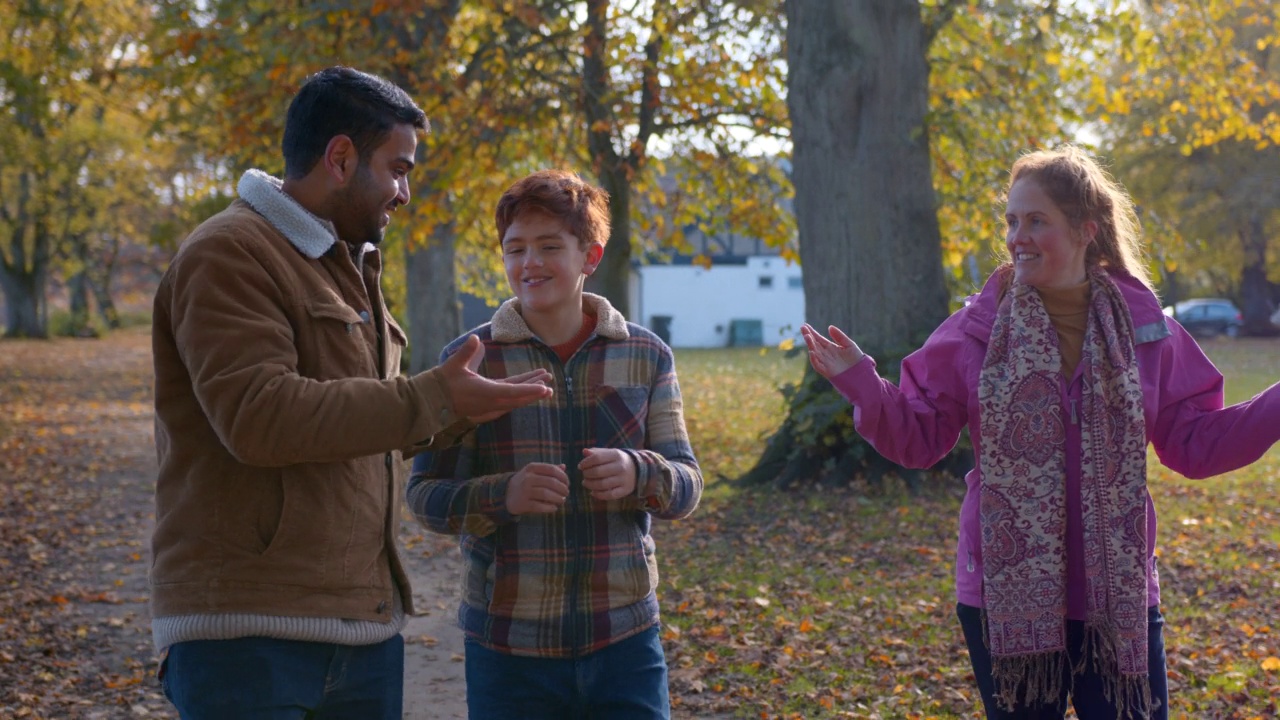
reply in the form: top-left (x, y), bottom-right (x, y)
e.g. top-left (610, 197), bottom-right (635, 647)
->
top-left (407, 293), bottom-right (702, 658)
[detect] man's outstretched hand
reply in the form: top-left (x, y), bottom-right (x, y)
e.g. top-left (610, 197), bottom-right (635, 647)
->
top-left (437, 335), bottom-right (553, 422)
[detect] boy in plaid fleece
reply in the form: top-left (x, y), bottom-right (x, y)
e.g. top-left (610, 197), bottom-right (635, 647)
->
top-left (407, 169), bottom-right (701, 719)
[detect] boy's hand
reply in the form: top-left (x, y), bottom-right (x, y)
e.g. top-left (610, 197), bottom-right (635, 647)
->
top-left (800, 323), bottom-right (865, 379)
top-left (579, 448), bottom-right (637, 501)
top-left (438, 335), bottom-right (553, 421)
top-left (507, 462), bottom-right (569, 515)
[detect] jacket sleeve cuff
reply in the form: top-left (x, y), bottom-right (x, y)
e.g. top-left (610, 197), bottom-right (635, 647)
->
top-left (829, 355), bottom-right (877, 404)
top-left (404, 419), bottom-right (477, 459)
top-left (405, 367), bottom-right (460, 445)
top-left (627, 449), bottom-right (666, 512)
top-left (482, 473), bottom-right (519, 525)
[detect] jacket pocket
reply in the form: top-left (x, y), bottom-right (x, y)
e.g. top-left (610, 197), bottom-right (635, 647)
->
top-left (306, 292), bottom-right (363, 324)
top-left (593, 385), bottom-right (649, 448)
top-left (217, 468), bottom-right (284, 556)
top-left (302, 294), bottom-right (372, 378)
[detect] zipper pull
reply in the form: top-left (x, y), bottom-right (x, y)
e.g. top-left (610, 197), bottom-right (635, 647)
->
top-left (967, 551), bottom-right (975, 573)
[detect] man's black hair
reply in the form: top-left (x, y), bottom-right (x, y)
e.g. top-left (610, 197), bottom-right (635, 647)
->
top-left (282, 66), bottom-right (428, 179)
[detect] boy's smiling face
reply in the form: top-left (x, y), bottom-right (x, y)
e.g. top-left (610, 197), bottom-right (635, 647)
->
top-left (502, 210), bottom-right (603, 316)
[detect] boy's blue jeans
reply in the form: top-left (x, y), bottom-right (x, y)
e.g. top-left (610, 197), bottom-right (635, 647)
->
top-left (464, 623), bottom-right (670, 720)
top-left (958, 603), bottom-right (1168, 720)
top-left (160, 635), bottom-right (403, 720)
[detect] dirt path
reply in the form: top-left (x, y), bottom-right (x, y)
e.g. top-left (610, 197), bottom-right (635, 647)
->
top-left (0, 328), bottom-right (469, 719)
top-left (1, 329), bottom-right (738, 720)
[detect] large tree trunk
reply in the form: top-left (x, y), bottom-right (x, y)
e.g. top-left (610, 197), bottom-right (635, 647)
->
top-left (743, 0), bottom-right (956, 489)
top-left (0, 264), bottom-right (49, 339)
top-left (2, 214), bottom-right (51, 338)
top-left (405, 215), bottom-right (462, 372)
top-left (1238, 213), bottom-right (1275, 336)
top-left (789, 0), bottom-right (948, 349)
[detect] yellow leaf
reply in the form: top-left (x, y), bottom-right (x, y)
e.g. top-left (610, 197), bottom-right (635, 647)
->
top-left (1037, 15), bottom-right (1051, 33)
top-left (1262, 656), bottom-right (1280, 672)
top-left (777, 338), bottom-right (795, 351)
top-left (1044, 51), bottom-right (1061, 66)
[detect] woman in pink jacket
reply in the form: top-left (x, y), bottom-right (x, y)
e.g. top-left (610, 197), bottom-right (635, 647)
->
top-left (802, 145), bottom-right (1280, 720)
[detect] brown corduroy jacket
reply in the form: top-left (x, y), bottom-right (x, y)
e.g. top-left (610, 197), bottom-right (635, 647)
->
top-left (150, 170), bottom-right (459, 623)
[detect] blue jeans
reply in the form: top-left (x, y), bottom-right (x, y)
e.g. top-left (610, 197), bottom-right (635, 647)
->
top-left (958, 604), bottom-right (1168, 720)
top-left (160, 635), bottom-right (403, 720)
top-left (464, 624), bottom-right (670, 720)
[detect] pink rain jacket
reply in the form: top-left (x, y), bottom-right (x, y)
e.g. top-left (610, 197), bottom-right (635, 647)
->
top-left (831, 269), bottom-right (1280, 617)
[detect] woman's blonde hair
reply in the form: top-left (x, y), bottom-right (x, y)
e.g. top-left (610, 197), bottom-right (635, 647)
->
top-left (1004, 145), bottom-right (1152, 290)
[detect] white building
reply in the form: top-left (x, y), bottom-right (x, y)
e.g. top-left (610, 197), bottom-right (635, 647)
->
top-left (629, 254), bottom-right (804, 348)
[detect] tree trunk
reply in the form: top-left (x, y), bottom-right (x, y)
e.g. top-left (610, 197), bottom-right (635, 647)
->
top-left (1238, 213), bottom-right (1274, 336)
top-left (2, 216), bottom-right (51, 338)
top-left (743, 0), bottom-right (957, 489)
top-left (789, 0), bottom-right (948, 350)
top-left (67, 269), bottom-right (98, 337)
top-left (581, 0), bottom-right (646, 320)
top-left (585, 165), bottom-right (632, 318)
top-left (405, 217), bottom-right (462, 372)
top-left (0, 263), bottom-right (49, 339)
top-left (90, 273), bottom-right (121, 329)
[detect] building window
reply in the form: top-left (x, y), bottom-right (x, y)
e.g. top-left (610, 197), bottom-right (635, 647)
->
top-left (788, 277), bottom-right (803, 289)
top-left (758, 276), bottom-right (774, 289)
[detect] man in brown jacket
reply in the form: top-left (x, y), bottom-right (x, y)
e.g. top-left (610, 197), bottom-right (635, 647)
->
top-left (150, 66), bottom-right (551, 719)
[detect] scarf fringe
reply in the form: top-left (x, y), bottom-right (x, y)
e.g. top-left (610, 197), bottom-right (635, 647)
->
top-left (992, 650), bottom-right (1068, 711)
top-left (1077, 621), bottom-right (1156, 719)
top-left (989, 618), bottom-right (1158, 717)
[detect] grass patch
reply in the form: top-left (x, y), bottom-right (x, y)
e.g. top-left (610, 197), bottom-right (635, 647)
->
top-left (660, 338), bottom-right (1280, 718)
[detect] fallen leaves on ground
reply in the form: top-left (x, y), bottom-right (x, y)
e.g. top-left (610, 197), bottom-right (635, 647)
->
top-left (1, 329), bottom-right (171, 719)
top-left (663, 341), bottom-right (1280, 719)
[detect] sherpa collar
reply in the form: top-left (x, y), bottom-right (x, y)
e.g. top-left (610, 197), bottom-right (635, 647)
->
top-left (491, 293), bottom-right (629, 344)
top-left (237, 169), bottom-right (344, 260)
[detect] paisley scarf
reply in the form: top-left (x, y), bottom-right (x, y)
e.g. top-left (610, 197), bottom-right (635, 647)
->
top-left (978, 266), bottom-right (1151, 715)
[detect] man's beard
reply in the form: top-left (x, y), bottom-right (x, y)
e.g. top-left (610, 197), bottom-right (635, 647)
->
top-left (334, 167), bottom-right (386, 247)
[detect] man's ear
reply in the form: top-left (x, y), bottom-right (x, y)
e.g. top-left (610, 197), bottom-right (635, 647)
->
top-left (584, 242), bottom-right (605, 274)
top-left (322, 135), bottom-right (358, 184)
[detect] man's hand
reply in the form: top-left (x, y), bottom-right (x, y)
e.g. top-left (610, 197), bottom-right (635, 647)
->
top-left (438, 335), bottom-right (553, 421)
top-left (579, 448), bottom-right (637, 502)
top-left (800, 323), bottom-right (865, 380)
top-left (506, 462), bottom-right (570, 515)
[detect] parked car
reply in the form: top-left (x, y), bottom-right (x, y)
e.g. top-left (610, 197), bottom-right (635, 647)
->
top-left (1162, 298), bottom-right (1242, 338)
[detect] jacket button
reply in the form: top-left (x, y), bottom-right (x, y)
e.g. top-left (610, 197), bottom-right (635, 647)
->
top-left (377, 600), bottom-right (388, 614)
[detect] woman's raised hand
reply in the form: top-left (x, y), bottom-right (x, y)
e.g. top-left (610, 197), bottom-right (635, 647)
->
top-left (800, 323), bottom-right (866, 380)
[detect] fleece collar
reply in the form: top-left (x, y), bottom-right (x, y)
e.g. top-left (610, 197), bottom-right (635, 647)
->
top-left (237, 169), bottom-right (371, 260)
top-left (491, 293), bottom-right (629, 344)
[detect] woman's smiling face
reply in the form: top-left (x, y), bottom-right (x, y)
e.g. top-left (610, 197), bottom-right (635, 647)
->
top-left (1005, 178), bottom-right (1094, 290)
